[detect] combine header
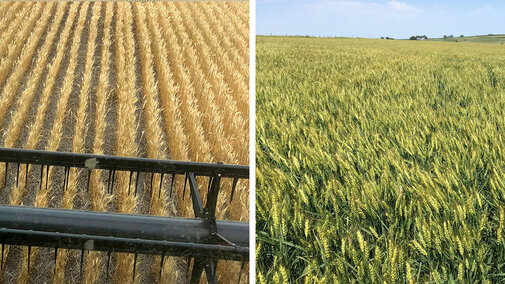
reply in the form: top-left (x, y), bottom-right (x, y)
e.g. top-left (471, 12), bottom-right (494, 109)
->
top-left (0, 148), bottom-right (249, 283)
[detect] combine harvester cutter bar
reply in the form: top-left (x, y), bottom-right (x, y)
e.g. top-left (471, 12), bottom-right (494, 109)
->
top-left (0, 148), bottom-right (249, 283)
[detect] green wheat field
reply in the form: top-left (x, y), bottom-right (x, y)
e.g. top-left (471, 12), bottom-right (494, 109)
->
top-left (256, 36), bottom-right (505, 282)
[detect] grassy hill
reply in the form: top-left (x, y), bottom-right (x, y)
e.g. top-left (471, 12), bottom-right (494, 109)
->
top-left (426, 34), bottom-right (505, 44)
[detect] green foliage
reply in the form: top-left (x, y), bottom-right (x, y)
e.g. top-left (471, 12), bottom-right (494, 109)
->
top-left (256, 36), bottom-right (505, 283)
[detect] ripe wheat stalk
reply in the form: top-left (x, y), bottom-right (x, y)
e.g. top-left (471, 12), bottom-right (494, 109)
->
top-left (0, 2), bottom-right (23, 39)
top-left (0, 3), bottom-right (43, 86)
top-left (171, 2), bottom-right (249, 131)
top-left (201, 3), bottom-right (247, 79)
top-left (23, 3), bottom-right (79, 152)
top-left (2, 3), bottom-right (66, 150)
top-left (0, 3), bottom-right (32, 60)
top-left (83, 3), bottom-right (114, 283)
top-left (16, 3), bottom-right (88, 282)
top-left (146, 2), bottom-right (190, 235)
top-left (52, 2), bottom-right (100, 282)
top-left (0, 5), bottom-right (56, 274)
top-left (0, 3), bottom-right (51, 126)
top-left (166, 2), bottom-right (248, 165)
top-left (212, 3), bottom-right (248, 65)
top-left (113, 3), bottom-right (141, 282)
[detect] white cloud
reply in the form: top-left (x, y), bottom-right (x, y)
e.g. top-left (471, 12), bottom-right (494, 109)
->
top-left (387, 0), bottom-right (420, 12)
top-left (300, 0), bottom-right (422, 19)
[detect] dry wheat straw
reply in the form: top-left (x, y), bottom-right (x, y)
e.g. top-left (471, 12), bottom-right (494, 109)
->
top-left (0, 3), bottom-right (32, 60)
top-left (173, 2), bottom-right (248, 124)
top-left (167, 2), bottom-right (248, 163)
top-left (2, 3), bottom-right (66, 150)
top-left (113, 3), bottom-right (140, 282)
top-left (21, 3), bottom-right (88, 282)
top-left (214, 2), bottom-right (248, 61)
top-left (158, 4), bottom-right (213, 165)
top-left (229, 1), bottom-right (248, 35)
top-left (83, 3), bottom-right (114, 283)
top-left (0, 3), bottom-right (62, 279)
top-left (157, 3), bottom-right (237, 166)
top-left (186, 3), bottom-right (249, 121)
top-left (134, 5), bottom-right (180, 282)
top-left (146, 2), bottom-right (189, 228)
top-left (0, 3), bottom-right (43, 85)
top-left (52, 2), bottom-right (99, 282)
top-left (203, 3), bottom-right (247, 77)
top-left (23, 3), bottom-right (78, 151)
top-left (15, 2), bottom-right (81, 281)
top-left (219, 2), bottom-right (249, 51)
top-left (0, 3), bottom-right (54, 128)
top-left (146, 5), bottom-right (188, 162)
top-left (0, 3), bottom-right (24, 39)
top-left (158, 3), bottom-right (242, 223)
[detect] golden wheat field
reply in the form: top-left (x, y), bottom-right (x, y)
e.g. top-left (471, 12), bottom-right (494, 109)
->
top-left (0, 1), bottom-right (248, 283)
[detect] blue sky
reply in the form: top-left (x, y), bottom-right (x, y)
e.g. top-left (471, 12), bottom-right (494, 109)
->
top-left (257, 0), bottom-right (505, 39)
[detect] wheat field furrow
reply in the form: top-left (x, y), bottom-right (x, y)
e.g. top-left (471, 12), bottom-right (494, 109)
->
top-left (215, 2), bottom-right (249, 49)
top-left (0, 2), bottom-right (23, 39)
top-left (113, 3), bottom-right (141, 282)
top-left (156, 4), bottom-right (237, 167)
top-left (52, 2), bottom-right (101, 283)
top-left (0, 3), bottom-right (33, 60)
top-left (83, 3), bottom-right (114, 283)
top-left (184, 2), bottom-right (249, 121)
top-left (0, 1), bottom-right (249, 282)
top-left (202, 3), bottom-right (248, 78)
top-left (0, 3), bottom-right (43, 86)
top-left (192, 4), bottom-right (249, 126)
top-left (168, 2), bottom-right (249, 154)
top-left (133, 4), bottom-right (177, 282)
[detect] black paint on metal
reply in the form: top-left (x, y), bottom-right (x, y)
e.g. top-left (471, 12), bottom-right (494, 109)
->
top-left (0, 148), bottom-right (249, 282)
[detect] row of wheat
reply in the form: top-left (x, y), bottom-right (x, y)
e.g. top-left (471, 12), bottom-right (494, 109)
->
top-left (257, 36), bottom-right (505, 282)
top-left (0, 1), bottom-right (249, 283)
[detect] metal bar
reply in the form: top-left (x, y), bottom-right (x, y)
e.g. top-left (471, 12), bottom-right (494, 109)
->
top-left (188, 173), bottom-right (204, 218)
top-left (170, 174), bottom-right (176, 197)
top-left (0, 148), bottom-right (248, 178)
top-left (230, 178), bottom-right (239, 203)
top-left (39, 165), bottom-right (44, 191)
top-left (3, 162), bottom-right (8, 189)
top-left (86, 169), bottom-right (91, 192)
top-left (205, 260), bottom-right (217, 284)
top-left (206, 175), bottom-right (222, 230)
top-left (0, 228), bottom-right (247, 261)
top-left (190, 258), bottom-right (206, 284)
top-left (25, 163), bottom-right (29, 185)
top-left (0, 206), bottom-right (248, 260)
